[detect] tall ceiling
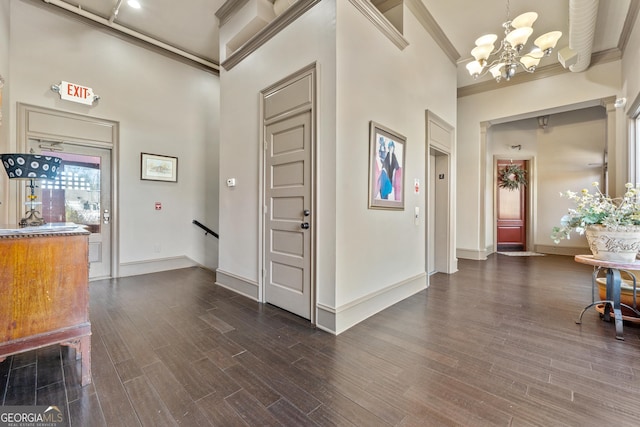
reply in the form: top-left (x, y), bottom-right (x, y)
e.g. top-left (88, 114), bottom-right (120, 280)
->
top-left (32, 0), bottom-right (636, 88)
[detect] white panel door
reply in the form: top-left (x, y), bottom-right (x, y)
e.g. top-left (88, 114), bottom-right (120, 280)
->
top-left (264, 112), bottom-right (312, 319)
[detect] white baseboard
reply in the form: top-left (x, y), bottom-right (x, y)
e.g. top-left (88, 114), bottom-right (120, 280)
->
top-left (215, 269), bottom-right (259, 300)
top-left (119, 256), bottom-right (199, 277)
top-left (534, 244), bottom-right (588, 256)
top-left (316, 272), bottom-right (428, 335)
top-left (457, 248), bottom-right (488, 260)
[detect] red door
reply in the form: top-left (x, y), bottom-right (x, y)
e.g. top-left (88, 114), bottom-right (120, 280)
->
top-left (497, 160), bottom-right (527, 251)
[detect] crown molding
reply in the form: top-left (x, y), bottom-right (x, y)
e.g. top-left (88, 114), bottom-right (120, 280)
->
top-left (215, 0), bottom-right (251, 27)
top-left (371, 0), bottom-right (402, 14)
top-left (590, 48), bottom-right (622, 66)
top-left (221, 0), bottom-right (321, 71)
top-left (619, 0), bottom-right (640, 54)
top-left (457, 46), bottom-right (623, 99)
top-left (629, 91), bottom-right (640, 118)
top-left (348, 0), bottom-right (409, 50)
top-left (405, 0), bottom-right (460, 64)
top-left (457, 63), bottom-right (568, 98)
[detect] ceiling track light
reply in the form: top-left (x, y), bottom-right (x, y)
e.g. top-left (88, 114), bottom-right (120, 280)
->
top-left (465, 0), bottom-right (562, 83)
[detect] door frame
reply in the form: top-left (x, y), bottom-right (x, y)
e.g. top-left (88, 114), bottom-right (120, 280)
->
top-left (16, 103), bottom-right (119, 278)
top-left (259, 64), bottom-right (317, 324)
top-left (492, 155), bottom-right (535, 253)
top-left (425, 110), bottom-right (456, 274)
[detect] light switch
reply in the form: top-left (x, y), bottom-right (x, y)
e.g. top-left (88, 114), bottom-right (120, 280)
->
top-left (226, 178), bottom-right (236, 187)
top-left (414, 206), bottom-right (419, 225)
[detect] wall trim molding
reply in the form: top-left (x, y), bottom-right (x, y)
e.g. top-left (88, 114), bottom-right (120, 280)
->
top-left (221, 0), bottom-right (322, 71)
top-left (457, 47), bottom-right (623, 98)
top-left (534, 245), bottom-right (588, 256)
top-left (119, 256), bottom-right (198, 277)
top-left (215, 0), bottom-right (251, 27)
top-left (316, 273), bottom-right (427, 335)
top-left (618, 0), bottom-right (640, 53)
top-left (405, 0), bottom-right (459, 63)
top-left (347, 0), bottom-right (409, 51)
top-left (215, 269), bottom-right (259, 300)
top-left (457, 63), bottom-right (568, 98)
top-left (456, 248), bottom-right (488, 260)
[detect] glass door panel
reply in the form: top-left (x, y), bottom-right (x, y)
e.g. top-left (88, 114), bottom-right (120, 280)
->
top-left (40, 152), bottom-right (101, 234)
top-left (29, 139), bottom-right (112, 280)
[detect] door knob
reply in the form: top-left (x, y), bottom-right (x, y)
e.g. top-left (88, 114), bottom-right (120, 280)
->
top-left (303, 209), bottom-right (311, 216)
top-left (301, 222), bottom-right (310, 229)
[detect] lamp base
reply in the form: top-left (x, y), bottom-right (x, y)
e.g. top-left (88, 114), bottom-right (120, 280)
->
top-left (19, 209), bottom-right (46, 228)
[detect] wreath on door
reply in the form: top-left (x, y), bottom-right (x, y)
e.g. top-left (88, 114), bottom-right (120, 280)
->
top-left (499, 164), bottom-right (527, 191)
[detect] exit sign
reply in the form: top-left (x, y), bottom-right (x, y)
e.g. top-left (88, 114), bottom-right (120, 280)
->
top-left (53, 81), bottom-right (99, 105)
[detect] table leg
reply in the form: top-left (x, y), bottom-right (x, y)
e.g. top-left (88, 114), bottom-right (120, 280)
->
top-left (605, 268), bottom-right (624, 340)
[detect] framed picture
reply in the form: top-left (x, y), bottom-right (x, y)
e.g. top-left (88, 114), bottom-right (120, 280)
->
top-left (368, 121), bottom-right (406, 209)
top-left (141, 153), bottom-right (178, 182)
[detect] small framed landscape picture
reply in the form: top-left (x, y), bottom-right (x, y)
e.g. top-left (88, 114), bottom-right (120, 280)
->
top-left (141, 153), bottom-right (178, 182)
top-left (368, 121), bottom-right (406, 210)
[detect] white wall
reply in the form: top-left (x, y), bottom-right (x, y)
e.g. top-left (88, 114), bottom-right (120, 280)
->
top-left (457, 60), bottom-right (622, 259)
top-left (334, 2), bottom-right (456, 329)
top-left (217, 0), bottom-right (337, 300)
top-left (218, 1), bottom-right (457, 333)
top-left (5, 0), bottom-right (220, 273)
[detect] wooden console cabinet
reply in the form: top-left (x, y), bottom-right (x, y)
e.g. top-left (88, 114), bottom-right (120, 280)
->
top-left (0, 225), bottom-right (91, 385)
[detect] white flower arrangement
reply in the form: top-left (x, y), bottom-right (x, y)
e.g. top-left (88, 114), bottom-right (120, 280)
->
top-left (551, 182), bottom-right (640, 243)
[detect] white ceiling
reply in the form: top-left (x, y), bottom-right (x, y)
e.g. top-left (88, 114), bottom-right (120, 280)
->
top-left (40, 0), bottom-right (634, 87)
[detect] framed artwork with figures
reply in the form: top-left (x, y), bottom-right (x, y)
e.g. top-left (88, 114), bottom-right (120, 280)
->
top-left (368, 121), bottom-right (405, 210)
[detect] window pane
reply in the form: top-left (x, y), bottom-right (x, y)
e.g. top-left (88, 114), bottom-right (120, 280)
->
top-left (39, 152), bottom-right (101, 234)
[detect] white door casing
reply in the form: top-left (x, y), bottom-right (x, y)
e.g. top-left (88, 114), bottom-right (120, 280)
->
top-left (17, 103), bottom-right (118, 279)
top-left (262, 66), bottom-right (315, 320)
top-left (426, 110), bottom-right (455, 274)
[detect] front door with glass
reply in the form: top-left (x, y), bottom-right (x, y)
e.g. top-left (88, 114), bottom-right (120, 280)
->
top-left (29, 140), bottom-right (112, 279)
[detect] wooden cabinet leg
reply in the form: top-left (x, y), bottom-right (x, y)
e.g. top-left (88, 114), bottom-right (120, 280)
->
top-left (80, 335), bottom-right (92, 386)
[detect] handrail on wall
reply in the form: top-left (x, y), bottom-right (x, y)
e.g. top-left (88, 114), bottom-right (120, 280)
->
top-left (192, 220), bottom-right (219, 239)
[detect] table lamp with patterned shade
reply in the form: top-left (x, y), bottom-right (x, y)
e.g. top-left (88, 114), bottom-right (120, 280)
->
top-left (1, 153), bottom-right (62, 227)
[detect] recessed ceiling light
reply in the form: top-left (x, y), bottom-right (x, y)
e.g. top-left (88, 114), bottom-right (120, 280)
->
top-left (127, 0), bottom-right (141, 9)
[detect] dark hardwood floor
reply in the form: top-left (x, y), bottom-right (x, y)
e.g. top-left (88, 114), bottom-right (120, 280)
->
top-left (2, 254), bottom-right (640, 426)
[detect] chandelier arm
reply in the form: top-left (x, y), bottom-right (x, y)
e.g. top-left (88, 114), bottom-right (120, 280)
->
top-left (466, 3), bottom-right (561, 83)
top-left (516, 61), bottom-right (536, 73)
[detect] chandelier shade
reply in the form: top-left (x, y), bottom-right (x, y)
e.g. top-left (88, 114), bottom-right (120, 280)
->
top-left (511, 11), bottom-right (537, 28)
top-left (534, 31), bottom-right (563, 53)
top-left (465, 2), bottom-right (562, 83)
top-left (519, 50), bottom-right (544, 70)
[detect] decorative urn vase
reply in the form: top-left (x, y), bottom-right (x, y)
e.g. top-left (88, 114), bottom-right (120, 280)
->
top-left (585, 225), bottom-right (640, 263)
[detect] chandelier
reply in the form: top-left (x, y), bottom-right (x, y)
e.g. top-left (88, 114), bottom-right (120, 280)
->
top-left (465, 1), bottom-right (562, 82)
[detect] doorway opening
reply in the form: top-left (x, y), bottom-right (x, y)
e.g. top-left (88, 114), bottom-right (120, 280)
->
top-left (495, 158), bottom-right (531, 252)
top-left (18, 103), bottom-right (119, 279)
